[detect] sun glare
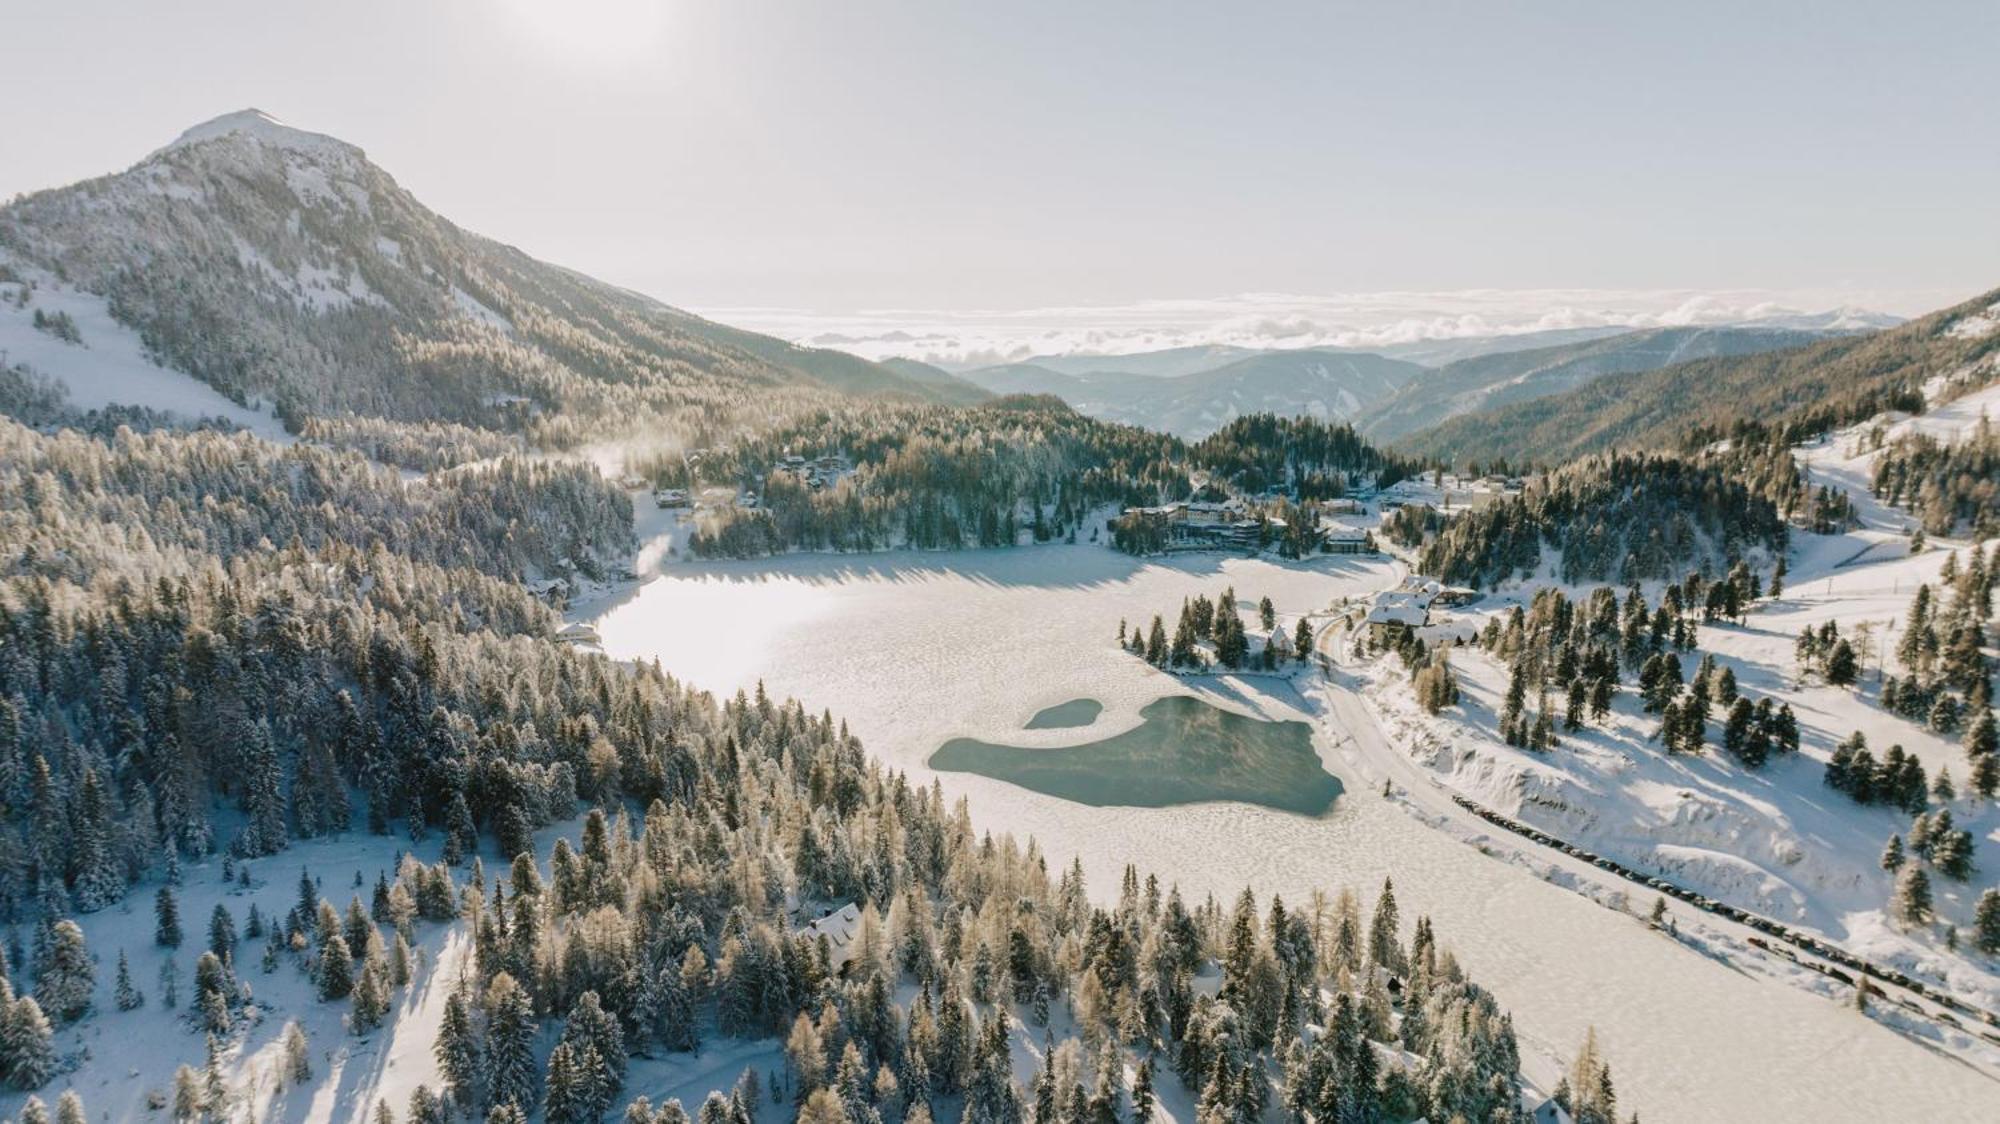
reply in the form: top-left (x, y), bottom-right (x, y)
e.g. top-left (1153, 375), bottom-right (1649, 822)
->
top-left (499, 0), bottom-right (670, 66)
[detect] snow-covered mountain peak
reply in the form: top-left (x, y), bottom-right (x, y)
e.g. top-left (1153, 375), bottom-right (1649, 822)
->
top-left (150, 108), bottom-right (362, 164)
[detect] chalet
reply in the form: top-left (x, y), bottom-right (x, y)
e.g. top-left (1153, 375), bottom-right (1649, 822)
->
top-left (798, 902), bottom-right (863, 974)
top-left (1363, 576), bottom-right (1444, 640)
top-left (1323, 523), bottom-right (1374, 555)
top-left (1320, 497), bottom-right (1366, 515)
top-left (1266, 626), bottom-right (1294, 661)
top-left (772, 453), bottom-right (853, 491)
top-left (1523, 1093), bottom-right (1575, 1124)
top-left (1364, 600), bottom-right (1429, 640)
top-left (524, 577), bottom-right (569, 604)
top-left (653, 487), bottom-right (690, 509)
top-left (555, 622), bottom-right (600, 647)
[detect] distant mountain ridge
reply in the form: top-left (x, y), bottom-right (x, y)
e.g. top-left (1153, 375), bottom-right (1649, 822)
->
top-left (1355, 324), bottom-right (1843, 443)
top-left (0, 108), bottom-right (972, 441)
top-left (1392, 289), bottom-right (2000, 465)
top-left (946, 319), bottom-right (1880, 441)
top-left (954, 348), bottom-right (1425, 438)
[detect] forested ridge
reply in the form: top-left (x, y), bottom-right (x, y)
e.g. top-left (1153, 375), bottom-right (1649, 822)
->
top-left (1409, 450), bottom-right (1792, 589)
top-left (1393, 288), bottom-right (2000, 467)
top-left (1872, 416), bottom-right (2000, 539)
top-left (683, 410), bottom-right (1417, 560)
top-left (0, 415), bottom-right (635, 586)
top-left (679, 399), bottom-right (1190, 557)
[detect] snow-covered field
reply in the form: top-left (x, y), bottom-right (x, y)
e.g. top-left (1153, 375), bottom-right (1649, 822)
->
top-left (1353, 533), bottom-right (2000, 1012)
top-left (0, 265), bottom-right (292, 441)
top-left (580, 543), bottom-right (2000, 1122)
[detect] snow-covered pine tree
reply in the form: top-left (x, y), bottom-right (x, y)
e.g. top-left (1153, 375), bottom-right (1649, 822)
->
top-left (485, 973), bottom-right (539, 1111)
top-left (71, 769), bottom-right (125, 912)
top-left (1892, 864), bottom-right (1934, 926)
top-left (114, 950), bottom-right (143, 1010)
top-left (239, 719), bottom-right (289, 857)
top-left (32, 921), bottom-right (91, 1023)
top-left (435, 989), bottom-right (481, 1106)
top-left (3, 995), bottom-right (57, 1089)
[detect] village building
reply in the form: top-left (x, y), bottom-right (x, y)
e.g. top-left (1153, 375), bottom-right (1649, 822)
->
top-left (796, 902), bottom-right (863, 975)
top-left (555, 621), bottom-right (600, 646)
top-left (1323, 521), bottom-right (1374, 554)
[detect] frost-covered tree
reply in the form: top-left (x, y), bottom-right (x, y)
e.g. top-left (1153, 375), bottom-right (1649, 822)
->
top-left (33, 921), bottom-right (92, 1023)
top-left (114, 951), bottom-right (143, 1011)
top-left (283, 1021), bottom-right (312, 1085)
top-left (1975, 889), bottom-right (2000, 954)
top-left (154, 888), bottom-right (183, 950)
top-left (435, 990), bottom-right (481, 1107)
top-left (3, 995), bottom-right (57, 1089)
top-left (1892, 864), bottom-right (1934, 926)
top-left (486, 973), bottom-right (539, 1111)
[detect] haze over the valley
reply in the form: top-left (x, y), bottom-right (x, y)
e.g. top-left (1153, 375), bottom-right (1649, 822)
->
top-left (8, 2), bottom-right (1997, 354)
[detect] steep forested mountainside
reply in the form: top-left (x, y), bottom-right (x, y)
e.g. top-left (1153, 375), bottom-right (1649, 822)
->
top-left (955, 350), bottom-right (1423, 439)
top-left (1355, 325), bottom-right (1837, 444)
top-left (1393, 289), bottom-right (2000, 467)
top-left (0, 415), bottom-right (635, 586)
top-left (0, 110), bottom-right (958, 449)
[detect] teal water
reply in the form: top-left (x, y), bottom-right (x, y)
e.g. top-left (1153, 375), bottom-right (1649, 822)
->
top-left (1025, 698), bottom-right (1103, 729)
top-left (932, 695), bottom-right (1341, 815)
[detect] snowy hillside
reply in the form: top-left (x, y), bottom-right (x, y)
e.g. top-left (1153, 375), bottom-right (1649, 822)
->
top-left (1357, 325), bottom-right (1842, 444)
top-left (0, 266), bottom-right (290, 440)
top-left (0, 110), bottom-right (956, 445)
top-left (1344, 380), bottom-right (2000, 1026)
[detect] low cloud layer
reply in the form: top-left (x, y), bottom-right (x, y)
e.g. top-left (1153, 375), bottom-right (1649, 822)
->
top-left (697, 287), bottom-right (1950, 369)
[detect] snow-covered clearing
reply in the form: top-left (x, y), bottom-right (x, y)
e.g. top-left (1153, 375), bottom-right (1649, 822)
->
top-left (583, 542), bottom-right (1999, 1122)
top-left (0, 266), bottom-right (292, 441)
top-left (1350, 532), bottom-right (2000, 1016)
top-left (1792, 375), bottom-right (2000, 539)
top-left (0, 831), bottom-right (461, 1124)
top-left (0, 815), bottom-right (839, 1124)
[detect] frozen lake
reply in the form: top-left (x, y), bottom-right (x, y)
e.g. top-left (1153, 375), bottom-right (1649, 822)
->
top-left (933, 694), bottom-right (1341, 814)
top-left (585, 542), bottom-right (1998, 1122)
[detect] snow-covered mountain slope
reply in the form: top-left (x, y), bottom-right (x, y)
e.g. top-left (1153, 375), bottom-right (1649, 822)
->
top-left (1394, 288), bottom-right (2000, 466)
top-left (0, 109), bottom-right (954, 439)
top-left (956, 348), bottom-right (1423, 438)
top-left (0, 267), bottom-right (290, 440)
top-left (1357, 325), bottom-right (1841, 444)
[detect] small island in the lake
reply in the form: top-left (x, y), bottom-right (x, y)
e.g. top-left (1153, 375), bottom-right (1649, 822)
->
top-left (932, 695), bottom-right (1341, 815)
top-left (1024, 698), bottom-right (1103, 729)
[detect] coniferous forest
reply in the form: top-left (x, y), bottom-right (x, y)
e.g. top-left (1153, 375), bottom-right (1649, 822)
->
top-left (0, 389), bottom-right (1569, 1123)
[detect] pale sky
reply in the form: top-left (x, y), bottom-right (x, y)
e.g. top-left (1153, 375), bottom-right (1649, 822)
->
top-left (6, 1), bottom-right (1996, 360)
